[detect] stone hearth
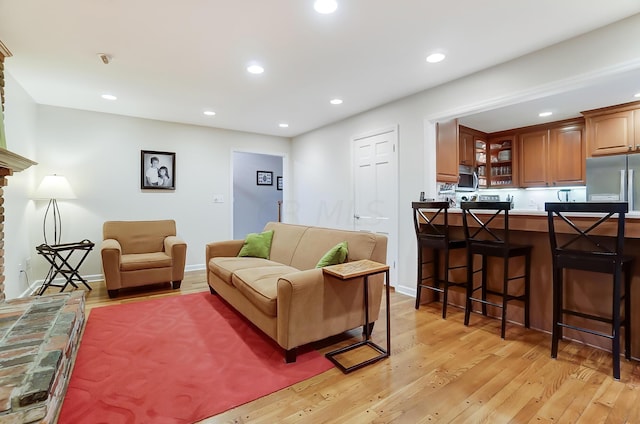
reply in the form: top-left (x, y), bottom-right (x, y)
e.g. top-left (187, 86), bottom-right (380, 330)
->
top-left (0, 292), bottom-right (85, 423)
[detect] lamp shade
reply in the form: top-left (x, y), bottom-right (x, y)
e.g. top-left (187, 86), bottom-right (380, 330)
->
top-left (34, 175), bottom-right (76, 200)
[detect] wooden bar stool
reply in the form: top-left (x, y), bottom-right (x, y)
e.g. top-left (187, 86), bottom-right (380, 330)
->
top-left (412, 201), bottom-right (467, 318)
top-left (461, 201), bottom-right (533, 339)
top-left (545, 201), bottom-right (634, 380)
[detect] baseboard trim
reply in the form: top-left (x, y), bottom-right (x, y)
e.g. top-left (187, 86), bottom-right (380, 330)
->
top-left (20, 264), bottom-right (207, 298)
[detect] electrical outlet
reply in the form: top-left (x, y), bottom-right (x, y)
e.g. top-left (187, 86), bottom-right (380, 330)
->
top-left (25, 258), bottom-right (31, 270)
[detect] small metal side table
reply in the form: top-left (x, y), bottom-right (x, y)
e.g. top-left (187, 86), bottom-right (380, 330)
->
top-left (322, 259), bottom-right (391, 373)
top-left (35, 239), bottom-right (95, 295)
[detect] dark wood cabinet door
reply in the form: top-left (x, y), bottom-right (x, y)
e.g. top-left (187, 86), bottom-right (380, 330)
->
top-left (436, 119), bottom-right (459, 183)
top-left (550, 124), bottom-right (585, 186)
top-left (519, 130), bottom-right (549, 187)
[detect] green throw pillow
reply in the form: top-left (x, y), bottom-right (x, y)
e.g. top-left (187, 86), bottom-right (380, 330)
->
top-left (238, 230), bottom-right (274, 259)
top-left (316, 241), bottom-right (348, 268)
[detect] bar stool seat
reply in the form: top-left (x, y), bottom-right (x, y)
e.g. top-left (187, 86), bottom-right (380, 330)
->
top-left (545, 201), bottom-right (634, 380)
top-left (461, 201), bottom-right (533, 339)
top-left (412, 201), bottom-right (467, 318)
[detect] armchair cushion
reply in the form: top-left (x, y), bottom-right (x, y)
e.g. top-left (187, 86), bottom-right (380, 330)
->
top-left (120, 252), bottom-right (172, 271)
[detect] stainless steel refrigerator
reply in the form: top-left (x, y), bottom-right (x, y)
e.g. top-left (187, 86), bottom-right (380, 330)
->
top-left (586, 155), bottom-right (640, 211)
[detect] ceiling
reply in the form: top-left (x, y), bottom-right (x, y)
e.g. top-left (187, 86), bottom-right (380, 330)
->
top-left (1, 1), bottom-right (640, 138)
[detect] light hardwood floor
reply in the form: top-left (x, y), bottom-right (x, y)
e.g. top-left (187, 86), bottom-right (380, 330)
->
top-left (46, 271), bottom-right (640, 423)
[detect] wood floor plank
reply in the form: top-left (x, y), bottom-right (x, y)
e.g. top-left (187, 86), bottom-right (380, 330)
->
top-left (40, 271), bottom-right (640, 423)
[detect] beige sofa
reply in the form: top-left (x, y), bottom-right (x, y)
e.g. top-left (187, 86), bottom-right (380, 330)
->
top-left (101, 220), bottom-right (187, 298)
top-left (206, 222), bottom-right (388, 362)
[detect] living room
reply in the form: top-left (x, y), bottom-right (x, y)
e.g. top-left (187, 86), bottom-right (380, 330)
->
top-left (2, 2), bottom-right (640, 422)
top-left (1, 6), bottom-right (639, 301)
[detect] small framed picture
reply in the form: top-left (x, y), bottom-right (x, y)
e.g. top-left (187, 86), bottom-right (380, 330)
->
top-left (141, 150), bottom-right (175, 190)
top-left (257, 171), bottom-right (273, 186)
top-left (277, 176), bottom-right (283, 190)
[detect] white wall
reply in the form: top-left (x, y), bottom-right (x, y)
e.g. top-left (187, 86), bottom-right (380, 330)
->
top-left (2, 100), bottom-right (291, 297)
top-left (3, 73), bottom-right (38, 299)
top-left (291, 14), bottom-right (640, 296)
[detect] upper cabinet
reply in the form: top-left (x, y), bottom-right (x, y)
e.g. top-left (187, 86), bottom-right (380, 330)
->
top-left (458, 128), bottom-right (475, 167)
top-left (436, 119), bottom-right (459, 183)
top-left (519, 120), bottom-right (585, 188)
top-left (583, 101), bottom-right (640, 157)
top-left (519, 130), bottom-right (548, 187)
top-left (487, 134), bottom-right (516, 187)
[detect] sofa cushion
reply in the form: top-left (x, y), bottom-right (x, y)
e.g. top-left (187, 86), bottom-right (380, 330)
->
top-left (316, 241), bottom-right (348, 268)
top-left (263, 222), bottom-right (309, 266)
top-left (238, 230), bottom-right (274, 259)
top-left (209, 257), bottom-right (282, 285)
top-left (290, 227), bottom-right (378, 270)
top-left (121, 252), bottom-right (172, 271)
top-left (232, 265), bottom-right (299, 317)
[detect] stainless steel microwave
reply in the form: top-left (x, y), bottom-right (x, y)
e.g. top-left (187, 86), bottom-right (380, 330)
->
top-left (457, 165), bottom-right (479, 192)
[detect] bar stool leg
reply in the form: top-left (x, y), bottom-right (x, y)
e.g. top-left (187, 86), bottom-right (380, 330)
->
top-left (481, 255), bottom-right (488, 316)
top-left (524, 252), bottom-right (531, 328)
top-left (464, 250), bottom-right (474, 327)
top-left (415, 242), bottom-right (423, 310)
top-left (501, 256), bottom-right (509, 339)
top-left (612, 269), bottom-right (622, 380)
top-left (551, 266), bottom-right (562, 359)
top-left (624, 264), bottom-right (632, 360)
top-left (442, 248), bottom-right (450, 319)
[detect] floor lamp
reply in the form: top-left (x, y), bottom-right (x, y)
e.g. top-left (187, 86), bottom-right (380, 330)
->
top-left (34, 175), bottom-right (76, 245)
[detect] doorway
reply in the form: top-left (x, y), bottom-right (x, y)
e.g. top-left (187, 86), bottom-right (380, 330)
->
top-left (352, 126), bottom-right (398, 285)
top-left (232, 152), bottom-right (283, 239)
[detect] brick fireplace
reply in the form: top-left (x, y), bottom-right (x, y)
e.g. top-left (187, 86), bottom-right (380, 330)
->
top-left (0, 45), bottom-right (87, 423)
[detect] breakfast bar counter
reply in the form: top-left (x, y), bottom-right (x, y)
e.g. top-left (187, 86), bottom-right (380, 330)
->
top-left (418, 208), bottom-right (640, 358)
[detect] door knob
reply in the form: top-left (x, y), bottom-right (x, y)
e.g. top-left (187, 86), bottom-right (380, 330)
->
top-left (354, 215), bottom-right (360, 219)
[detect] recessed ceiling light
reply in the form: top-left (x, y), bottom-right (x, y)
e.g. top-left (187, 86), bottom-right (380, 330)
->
top-left (279, 123), bottom-right (289, 128)
top-left (203, 111), bottom-right (216, 116)
top-left (247, 64), bottom-right (264, 74)
top-left (314, 0), bottom-right (338, 14)
top-left (330, 98), bottom-right (343, 105)
top-left (426, 53), bottom-right (446, 63)
top-left (101, 94), bottom-right (117, 100)
top-left (539, 111), bottom-right (553, 117)
top-left (634, 92), bottom-right (640, 98)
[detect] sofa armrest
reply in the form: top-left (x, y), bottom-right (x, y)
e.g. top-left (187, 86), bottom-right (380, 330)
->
top-left (101, 239), bottom-right (122, 289)
top-left (276, 268), bottom-right (384, 351)
top-left (205, 240), bottom-right (244, 263)
top-left (165, 236), bottom-right (187, 282)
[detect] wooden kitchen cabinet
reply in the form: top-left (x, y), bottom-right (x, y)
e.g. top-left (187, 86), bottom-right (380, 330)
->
top-left (519, 120), bottom-right (585, 188)
top-left (459, 128), bottom-right (475, 166)
top-left (550, 123), bottom-right (585, 186)
top-left (436, 119), bottom-right (459, 182)
top-left (583, 101), bottom-right (640, 157)
top-left (487, 134), bottom-right (516, 187)
top-left (519, 130), bottom-right (548, 187)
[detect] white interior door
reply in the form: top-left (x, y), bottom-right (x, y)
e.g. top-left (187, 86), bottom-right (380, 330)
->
top-left (353, 126), bottom-right (398, 286)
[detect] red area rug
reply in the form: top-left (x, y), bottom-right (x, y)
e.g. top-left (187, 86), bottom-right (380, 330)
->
top-left (58, 292), bottom-right (333, 423)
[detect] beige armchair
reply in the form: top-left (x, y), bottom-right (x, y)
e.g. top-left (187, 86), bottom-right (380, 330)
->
top-left (101, 220), bottom-right (187, 298)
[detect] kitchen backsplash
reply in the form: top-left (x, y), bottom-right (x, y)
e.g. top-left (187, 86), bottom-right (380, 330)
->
top-left (435, 183), bottom-right (586, 210)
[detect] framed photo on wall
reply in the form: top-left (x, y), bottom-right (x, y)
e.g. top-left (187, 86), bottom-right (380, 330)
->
top-left (277, 176), bottom-right (283, 190)
top-left (257, 171), bottom-right (273, 186)
top-left (141, 150), bottom-right (176, 190)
